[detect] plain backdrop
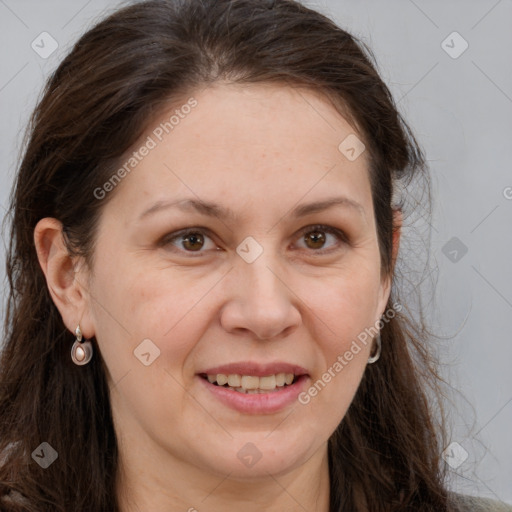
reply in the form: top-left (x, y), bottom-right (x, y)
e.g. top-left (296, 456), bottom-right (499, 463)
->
top-left (0, 0), bottom-right (510, 504)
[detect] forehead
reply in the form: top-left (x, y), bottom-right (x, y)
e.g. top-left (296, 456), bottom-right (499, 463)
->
top-left (105, 83), bottom-right (372, 224)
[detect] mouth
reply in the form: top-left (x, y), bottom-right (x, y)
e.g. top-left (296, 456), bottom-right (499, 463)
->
top-left (199, 372), bottom-right (300, 394)
top-left (196, 363), bottom-right (309, 414)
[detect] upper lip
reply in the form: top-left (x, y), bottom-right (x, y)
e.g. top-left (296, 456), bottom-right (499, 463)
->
top-left (198, 362), bottom-right (309, 377)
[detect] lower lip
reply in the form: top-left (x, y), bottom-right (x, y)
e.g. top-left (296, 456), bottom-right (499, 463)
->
top-left (197, 375), bottom-right (309, 414)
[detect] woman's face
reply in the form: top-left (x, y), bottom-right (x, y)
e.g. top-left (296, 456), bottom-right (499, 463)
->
top-left (82, 83), bottom-right (392, 480)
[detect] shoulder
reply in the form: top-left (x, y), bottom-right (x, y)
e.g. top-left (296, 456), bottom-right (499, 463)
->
top-left (449, 492), bottom-right (512, 512)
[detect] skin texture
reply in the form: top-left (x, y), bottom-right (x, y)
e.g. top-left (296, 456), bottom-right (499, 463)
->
top-left (34, 83), bottom-right (400, 512)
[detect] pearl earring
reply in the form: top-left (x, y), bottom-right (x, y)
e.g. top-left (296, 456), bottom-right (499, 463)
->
top-left (71, 325), bottom-right (93, 365)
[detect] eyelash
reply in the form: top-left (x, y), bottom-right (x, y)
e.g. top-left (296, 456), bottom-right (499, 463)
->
top-left (159, 224), bottom-right (349, 257)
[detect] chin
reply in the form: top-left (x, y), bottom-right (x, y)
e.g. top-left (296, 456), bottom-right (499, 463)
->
top-left (194, 432), bottom-right (317, 479)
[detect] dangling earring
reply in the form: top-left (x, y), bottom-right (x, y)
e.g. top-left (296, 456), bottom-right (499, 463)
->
top-left (71, 325), bottom-right (93, 365)
top-left (367, 332), bottom-right (381, 364)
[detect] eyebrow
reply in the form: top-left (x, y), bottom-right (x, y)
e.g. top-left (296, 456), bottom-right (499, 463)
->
top-left (138, 196), bottom-right (366, 222)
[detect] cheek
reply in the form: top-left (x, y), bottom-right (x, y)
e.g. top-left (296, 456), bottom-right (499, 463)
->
top-left (294, 264), bottom-right (380, 409)
top-left (90, 260), bottom-right (209, 435)
top-left (89, 256), bottom-right (220, 374)
top-left (304, 264), bottom-right (382, 346)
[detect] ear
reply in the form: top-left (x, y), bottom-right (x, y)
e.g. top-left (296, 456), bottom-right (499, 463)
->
top-left (33, 218), bottom-right (95, 339)
top-left (377, 208), bottom-right (402, 316)
top-left (391, 208), bottom-right (402, 271)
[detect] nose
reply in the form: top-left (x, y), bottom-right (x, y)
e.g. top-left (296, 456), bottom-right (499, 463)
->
top-left (219, 257), bottom-right (302, 341)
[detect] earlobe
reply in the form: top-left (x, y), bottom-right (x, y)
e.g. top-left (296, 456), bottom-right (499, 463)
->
top-left (33, 218), bottom-right (93, 338)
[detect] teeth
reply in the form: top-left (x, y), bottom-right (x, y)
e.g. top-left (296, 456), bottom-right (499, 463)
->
top-left (241, 375), bottom-right (260, 390)
top-left (275, 373), bottom-right (286, 386)
top-left (259, 375), bottom-right (276, 390)
top-left (207, 372), bottom-right (296, 392)
top-left (216, 374), bottom-right (228, 386)
top-left (227, 374), bottom-right (241, 387)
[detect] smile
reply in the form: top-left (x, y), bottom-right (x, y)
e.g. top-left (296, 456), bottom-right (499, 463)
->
top-left (200, 373), bottom-right (298, 393)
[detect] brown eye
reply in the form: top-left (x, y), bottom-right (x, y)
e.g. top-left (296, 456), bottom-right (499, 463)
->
top-left (296, 224), bottom-right (348, 254)
top-left (181, 232), bottom-right (205, 251)
top-left (160, 228), bottom-right (217, 255)
top-left (304, 230), bottom-right (326, 250)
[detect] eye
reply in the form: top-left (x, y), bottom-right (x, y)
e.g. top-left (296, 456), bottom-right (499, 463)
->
top-left (160, 228), bottom-right (218, 255)
top-left (159, 224), bottom-right (348, 257)
top-left (294, 224), bottom-right (348, 254)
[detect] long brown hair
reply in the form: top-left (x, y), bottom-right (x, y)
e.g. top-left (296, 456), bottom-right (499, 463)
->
top-left (0, 0), bottom-right (449, 510)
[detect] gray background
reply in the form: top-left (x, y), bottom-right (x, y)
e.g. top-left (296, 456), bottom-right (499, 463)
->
top-left (1, 0), bottom-right (510, 504)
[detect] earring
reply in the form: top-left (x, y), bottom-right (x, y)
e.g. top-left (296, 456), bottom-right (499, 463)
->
top-left (367, 333), bottom-right (381, 364)
top-left (71, 325), bottom-right (93, 365)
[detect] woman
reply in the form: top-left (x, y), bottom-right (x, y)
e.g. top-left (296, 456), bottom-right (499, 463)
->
top-left (0, 0), bottom-right (510, 510)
